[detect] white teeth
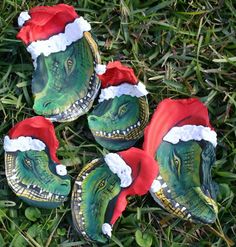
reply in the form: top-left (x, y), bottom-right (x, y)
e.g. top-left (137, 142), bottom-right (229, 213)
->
top-left (130, 126), bottom-right (133, 129)
top-left (175, 203), bottom-right (180, 207)
top-left (167, 189), bottom-right (171, 193)
top-left (80, 99), bottom-right (83, 103)
top-left (76, 181), bottom-right (82, 186)
top-left (10, 174), bottom-right (17, 180)
top-left (95, 131), bottom-right (99, 134)
top-left (157, 175), bottom-right (162, 180)
top-left (162, 183), bottom-right (167, 188)
top-left (117, 130), bottom-right (120, 134)
top-left (33, 185), bottom-right (37, 188)
top-left (187, 213), bottom-right (191, 218)
top-left (77, 189), bottom-right (81, 193)
top-left (87, 93), bottom-right (91, 97)
top-left (134, 124), bottom-right (137, 128)
top-left (181, 207), bottom-right (186, 212)
top-left (100, 131), bottom-right (103, 135)
top-left (48, 192), bottom-right (52, 197)
top-left (82, 175), bottom-right (86, 179)
top-left (108, 133), bottom-right (111, 137)
top-left (150, 179), bottom-right (162, 193)
top-left (137, 121), bottom-right (141, 126)
top-left (123, 131), bottom-right (126, 135)
top-left (79, 211), bottom-right (83, 215)
top-left (55, 195), bottom-right (59, 199)
top-left (127, 128), bottom-right (130, 132)
top-left (27, 184), bottom-right (30, 189)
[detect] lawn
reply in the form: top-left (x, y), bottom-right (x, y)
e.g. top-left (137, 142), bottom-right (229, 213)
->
top-left (0, 0), bottom-right (235, 246)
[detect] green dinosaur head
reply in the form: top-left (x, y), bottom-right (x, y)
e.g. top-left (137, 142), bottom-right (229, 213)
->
top-left (88, 95), bottom-right (149, 150)
top-left (151, 140), bottom-right (218, 224)
top-left (32, 33), bottom-right (100, 122)
top-left (71, 158), bottom-right (121, 243)
top-left (5, 149), bottom-right (71, 208)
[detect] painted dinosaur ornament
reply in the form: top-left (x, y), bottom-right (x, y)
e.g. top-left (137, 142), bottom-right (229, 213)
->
top-left (3, 116), bottom-right (71, 208)
top-left (17, 4), bottom-right (102, 122)
top-left (143, 98), bottom-right (218, 224)
top-left (88, 61), bottom-right (149, 150)
top-left (71, 148), bottom-right (158, 243)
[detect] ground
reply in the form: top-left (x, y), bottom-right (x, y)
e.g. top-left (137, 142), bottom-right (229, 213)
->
top-left (0, 0), bottom-right (235, 246)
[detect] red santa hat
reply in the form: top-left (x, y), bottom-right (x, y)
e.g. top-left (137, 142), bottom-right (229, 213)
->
top-left (95, 61), bottom-right (149, 103)
top-left (17, 4), bottom-right (91, 62)
top-left (101, 147), bottom-right (158, 237)
top-left (143, 98), bottom-right (217, 158)
top-left (3, 116), bottom-right (67, 176)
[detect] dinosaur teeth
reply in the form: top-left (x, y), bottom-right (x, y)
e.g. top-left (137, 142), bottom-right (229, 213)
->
top-left (93, 119), bottom-right (143, 137)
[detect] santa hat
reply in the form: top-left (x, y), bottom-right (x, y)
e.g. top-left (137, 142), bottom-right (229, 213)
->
top-left (17, 4), bottom-right (91, 62)
top-left (95, 61), bottom-right (149, 103)
top-left (101, 147), bottom-right (158, 237)
top-left (3, 116), bottom-right (67, 176)
top-left (143, 98), bottom-right (217, 158)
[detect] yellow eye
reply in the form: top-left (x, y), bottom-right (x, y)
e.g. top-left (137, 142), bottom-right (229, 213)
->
top-left (98, 180), bottom-right (106, 189)
top-left (65, 58), bottom-right (74, 75)
top-left (24, 158), bottom-right (32, 168)
top-left (118, 104), bottom-right (128, 116)
top-left (174, 158), bottom-right (179, 166)
top-left (173, 154), bottom-right (181, 176)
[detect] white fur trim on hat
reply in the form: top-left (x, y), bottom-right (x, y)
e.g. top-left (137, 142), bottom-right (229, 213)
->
top-left (4, 136), bottom-right (46, 152)
top-left (102, 223), bottom-right (112, 238)
top-left (163, 125), bottom-right (217, 147)
top-left (104, 153), bottom-right (132, 188)
top-left (26, 17), bottom-right (91, 61)
top-left (95, 64), bottom-right (106, 75)
top-left (98, 82), bottom-right (148, 103)
top-left (18, 11), bottom-right (31, 27)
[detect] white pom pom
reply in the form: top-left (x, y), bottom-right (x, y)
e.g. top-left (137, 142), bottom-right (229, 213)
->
top-left (56, 164), bottom-right (67, 176)
top-left (18, 11), bottom-right (31, 27)
top-left (95, 64), bottom-right (106, 75)
top-left (102, 223), bottom-right (112, 237)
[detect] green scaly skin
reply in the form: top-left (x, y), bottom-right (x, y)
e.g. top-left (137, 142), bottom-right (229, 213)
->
top-left (71, 158), bottom-right (121, 243)
top-left (151, 140), bottom-right (218, 224)
top-left (88, 95), bottom-right (149, 150)
top-left (5, 149), bottom-right (71, 208)
top-left (32, 37), bottom-right (100, 122)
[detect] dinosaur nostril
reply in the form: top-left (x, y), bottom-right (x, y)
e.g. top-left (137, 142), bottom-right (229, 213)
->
top-left (88, 116), bottom-right (98, 122)
top-left (43, 101), bottom-right (52, 108)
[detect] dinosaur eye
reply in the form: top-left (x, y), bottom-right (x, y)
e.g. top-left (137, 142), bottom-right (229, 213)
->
top-left (24, 158), bottom-right (32, 168)
top-left (98, 179), bottom-right (106, 189)
top-left (65, 58), bottom-right (74, 75)
top-left (174, 158), bottom-right (179, 166)
top-left (173, 154), bottom-right (181, 176)
top-left (118, 104), bottom-right (128, 116)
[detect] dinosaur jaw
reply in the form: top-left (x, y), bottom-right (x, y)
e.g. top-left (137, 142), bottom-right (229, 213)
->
top-left (150, 175), bottom-right (218, 224)
top-left (46, 72), bottom-right (100, 122)
top-left (5, 152), bottom-right (69, 208)
top-left (88, 97), bottom-right (149, 150)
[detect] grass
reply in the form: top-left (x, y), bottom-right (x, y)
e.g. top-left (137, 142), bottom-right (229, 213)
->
top-left (0, 0), bottom-right (236, 246)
